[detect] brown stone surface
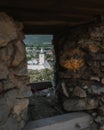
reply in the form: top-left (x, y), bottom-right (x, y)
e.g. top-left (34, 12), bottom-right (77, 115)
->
top-left (0, 13), bottom-right (30, 130)
top-left (101, 78), bottom-right (104, 84)
top-left (0, 63), bottom-right (9, 79)
top-left (12, 41), bottom-right (25, 67)
top-left (0, 13), bottom-right (17, 47)
top-left (3, 79), bottom-right (16, 90)
top-left (6, 43), bottom-right (15, 67)
top-left (0, 43), bottom-right (14, 67)
top-left (0, 82), bottom-right (3, 93)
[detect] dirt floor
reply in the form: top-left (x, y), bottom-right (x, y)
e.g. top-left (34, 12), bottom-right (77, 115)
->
top-left (28, 91), bottom-right (64, 121)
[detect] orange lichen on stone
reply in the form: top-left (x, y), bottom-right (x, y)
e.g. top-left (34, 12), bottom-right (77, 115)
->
top-left (63, 58), bottom-right (84, 71)
top-left (60, 49), bottom-right (85, 71)
top-left (88, 44), bottom-right (99, 53)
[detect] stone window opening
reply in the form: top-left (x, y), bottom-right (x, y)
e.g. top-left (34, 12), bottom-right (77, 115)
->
top-left (24, 34), bottom-right (63, 121)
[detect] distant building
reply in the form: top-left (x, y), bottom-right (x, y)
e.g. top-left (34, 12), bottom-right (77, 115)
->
top-left (28, 59), bottom-right (38, 65)
top-left (39, 48), bottom-right (45, 65)
top-left (27, 48), bottom-right (51, 70)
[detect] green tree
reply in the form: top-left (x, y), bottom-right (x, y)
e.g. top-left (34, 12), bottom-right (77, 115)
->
top-left (28, 69), bottom-right (52, 82)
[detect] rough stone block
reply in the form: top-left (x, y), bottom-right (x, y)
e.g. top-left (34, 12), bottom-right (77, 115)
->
top-left (0, 82), bottom-right (3, 93)
top-left (90, 77), bottom-right (100, 82)
top-left (99, 125), bottom-right (104, 130)
top-left (16, 86), bottom-right (31, 98)
top-left (13, 99), bottom-right (29, 116)
top-left (0, 43), bottom-right (14, 66)
top-left (4, 89), bottom-right (18, 108)
top-left (98, 105), bottom-right (104, 116)
top-left (0, 13), bottom-right (17, 47)
top-left (0, 103), bottom-right (10, 125)
top-left (88, 85), bottom-right (104, 95)
top-left (63, 98), bottom-right (98, 111)
top-left (73, 86), bottom-right (86, 98)
top-left (101, 78), bottom-right (104, 84)
top-left (12, 41), bottom-right (25, 67)
top-left (0, 12), bottom-right (29, 130)
top-left (0, 63), bottom-right (9, 79)
top-left (0, 117), bottom-right (20, 130)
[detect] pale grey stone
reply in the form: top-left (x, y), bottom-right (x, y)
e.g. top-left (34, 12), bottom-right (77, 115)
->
top-left (88, 85), bottom-right (104, 95)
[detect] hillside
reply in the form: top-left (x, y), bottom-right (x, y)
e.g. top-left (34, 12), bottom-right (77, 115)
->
top-left (24, 35), bottom-right (53, 45)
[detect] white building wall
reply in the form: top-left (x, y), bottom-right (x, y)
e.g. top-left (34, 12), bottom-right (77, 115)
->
top-left (39, 53), bottom-right (45, 65)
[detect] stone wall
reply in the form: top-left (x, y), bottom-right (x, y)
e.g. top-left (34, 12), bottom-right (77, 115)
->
top-left (0, 13), bottom-right (31, 130)
top-left (53, 21), bottom-right (104, 130)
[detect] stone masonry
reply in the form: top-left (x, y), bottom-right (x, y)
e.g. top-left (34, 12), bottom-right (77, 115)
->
top-left (53, 20), bottom-right (104, 130)
top-left (0, 13), bottom-right (31, 130)
top-left (0, 12), bottom-right (104, 130)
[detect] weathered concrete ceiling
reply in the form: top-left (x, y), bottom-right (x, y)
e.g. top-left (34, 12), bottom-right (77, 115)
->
top-left (0, 0), bottom-right (104, 34)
